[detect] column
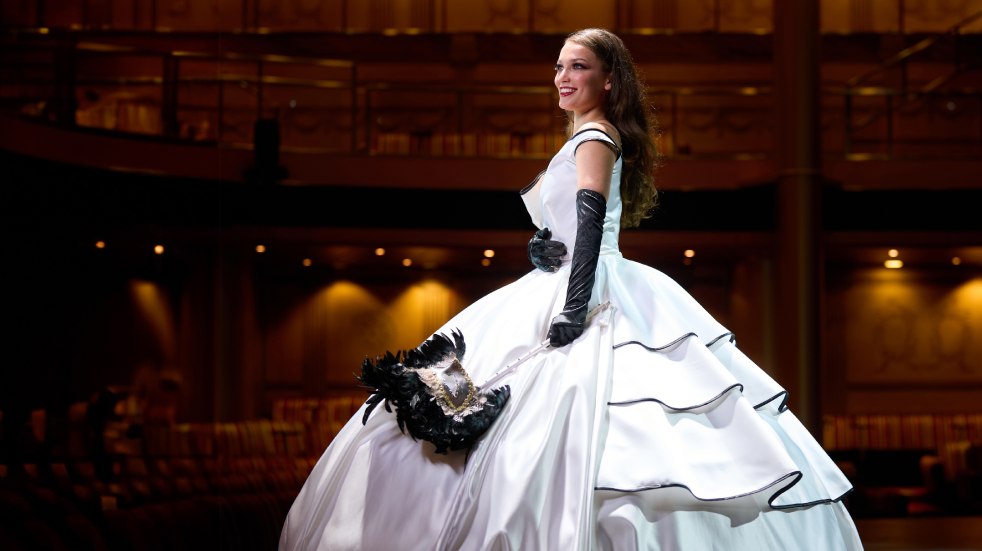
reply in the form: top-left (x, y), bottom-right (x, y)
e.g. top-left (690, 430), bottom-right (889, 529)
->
top-left (773, 0), bottom-right (822, 433)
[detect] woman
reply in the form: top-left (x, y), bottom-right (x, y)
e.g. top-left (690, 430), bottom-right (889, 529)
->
top-left (280, 29), bottom-right (863, 550)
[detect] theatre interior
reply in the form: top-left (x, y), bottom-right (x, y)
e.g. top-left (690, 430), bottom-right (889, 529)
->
top-left (1, 0), bottom-right (982, 548)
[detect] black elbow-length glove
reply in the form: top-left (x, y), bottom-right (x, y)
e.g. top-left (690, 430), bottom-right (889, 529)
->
top-left (548, 188), bottom-right (606, 347)
top-left (528, 228), bottom-right (567, 272)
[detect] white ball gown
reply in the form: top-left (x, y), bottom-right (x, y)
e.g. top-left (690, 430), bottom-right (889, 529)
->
top-left (279, 129), bottom-right (864, 550)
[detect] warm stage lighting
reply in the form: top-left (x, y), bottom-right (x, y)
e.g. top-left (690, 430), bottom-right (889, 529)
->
top-left (402, 258), bottom-right (412, 267)
top-left (483, 249), bottom-right (495, 258)
top-left (952, 257), bottom-right (962, 266)
top-left (154, 244), bottom-right (165, 255)
top-left (375, 248), bottom-right (386, 256)
top-left (95, 240), bottom-right (106, 249)
top-left (255, 245), bottom-right (266, 253)
top-left (302, 258), bottom-right (312, 267)
top-left (888, 249), bottom-right (899, 258)
top-left (481, 258), bottom-right (491, 267)
top-left (884, 259), bottom-right (903, 269)
top-left (684, 249), bottom-right (695, 258)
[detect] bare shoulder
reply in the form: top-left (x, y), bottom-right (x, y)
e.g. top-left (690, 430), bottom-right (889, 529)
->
top-left (578, 120), bottom-right (622, 150)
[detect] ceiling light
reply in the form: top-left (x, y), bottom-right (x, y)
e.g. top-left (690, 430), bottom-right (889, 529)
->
top-left (884, 259), bottom-right (903, 269)
top-left (154, 244), bottom-right (165, 255)
top-left (888, 249), bottom-right (899, 258)
top-left (684, 249), bottom-right (695, 258)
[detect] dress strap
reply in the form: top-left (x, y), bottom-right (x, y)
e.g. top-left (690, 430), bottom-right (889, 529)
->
top-left (570, 128), bottom-right (622, 160)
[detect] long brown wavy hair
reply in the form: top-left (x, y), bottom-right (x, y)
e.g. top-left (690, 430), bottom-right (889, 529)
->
top-left (564, 28), bottom-right (659, 228)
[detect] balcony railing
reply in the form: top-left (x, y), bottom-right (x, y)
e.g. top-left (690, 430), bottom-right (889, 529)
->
top-left (2, 37), bottom-right (980, 162)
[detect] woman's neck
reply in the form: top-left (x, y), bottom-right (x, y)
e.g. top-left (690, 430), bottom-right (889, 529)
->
top-left (571, 107), bottom-right (608, 133)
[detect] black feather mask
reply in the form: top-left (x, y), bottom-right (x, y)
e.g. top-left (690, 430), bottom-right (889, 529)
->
top-left (358, 330), bottom-right (511, 454)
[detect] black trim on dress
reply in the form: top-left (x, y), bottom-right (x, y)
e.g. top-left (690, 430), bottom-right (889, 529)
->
top-left (570, 128), bottom-right (622, 160)
top-left (608, 383), bottom-right (744, 410)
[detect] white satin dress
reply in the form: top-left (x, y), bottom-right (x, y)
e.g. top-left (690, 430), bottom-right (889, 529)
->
top-left (279, 129), bottom-right (864, 550)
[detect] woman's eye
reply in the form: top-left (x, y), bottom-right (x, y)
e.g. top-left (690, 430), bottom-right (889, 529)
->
top-left (554, 64), bottom-right (563, 72)
top-left (573, 63), bottom-right (585, 69)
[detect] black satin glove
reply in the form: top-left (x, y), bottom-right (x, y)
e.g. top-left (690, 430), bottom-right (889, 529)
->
top-left (548, 189), bottom-right (605, 347)
top-left (527, 227), bottom-right (567, 272)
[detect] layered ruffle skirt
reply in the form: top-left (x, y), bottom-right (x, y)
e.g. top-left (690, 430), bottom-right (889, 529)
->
top-left (279, 253), bottom-right (863, 550)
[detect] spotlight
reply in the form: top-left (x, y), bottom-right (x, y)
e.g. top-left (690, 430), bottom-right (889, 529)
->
top-left (884, 259), bottom-right (903, 269)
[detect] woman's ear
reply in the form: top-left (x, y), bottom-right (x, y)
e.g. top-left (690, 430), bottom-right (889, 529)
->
top-left (604, 77), bottom-right (612, 91)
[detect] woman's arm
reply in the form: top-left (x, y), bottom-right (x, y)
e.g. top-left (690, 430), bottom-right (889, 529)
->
top-left (548, 125), bottom-right (618, 347)
top-left (573, 122), bottom-right (618, 198)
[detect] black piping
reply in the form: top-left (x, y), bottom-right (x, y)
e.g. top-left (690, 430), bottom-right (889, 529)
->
top-left (609, 384), bottom-right (744, 411)
top-left (596, 470), bottom-right (853, 511)
top-left (519, 170), bottom-right (545, 195)
top-left (754, 391), bottom-right (790, 413)
top-left (613, 332), bottom-right (699, 351)
top-left (706, 332), bottom-right (736, 347)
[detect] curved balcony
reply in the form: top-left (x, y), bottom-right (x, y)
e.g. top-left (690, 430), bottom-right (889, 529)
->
top-left (3, 33), bottom-right (982, 192)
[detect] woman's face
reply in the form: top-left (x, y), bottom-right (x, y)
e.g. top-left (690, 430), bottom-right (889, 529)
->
top-left (554, 40), bottom-right (611, 115)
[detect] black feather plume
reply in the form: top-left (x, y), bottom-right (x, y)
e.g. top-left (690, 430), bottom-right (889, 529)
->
top-left (357, 330), bottom-right (510, 454)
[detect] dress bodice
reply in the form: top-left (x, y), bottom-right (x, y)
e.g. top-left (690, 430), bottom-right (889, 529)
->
top-left (521, 129), bottom-right (623, 258)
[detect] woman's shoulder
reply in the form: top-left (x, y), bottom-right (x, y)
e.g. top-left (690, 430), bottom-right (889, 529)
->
top-left (570, 121), bottom-right (622, 159)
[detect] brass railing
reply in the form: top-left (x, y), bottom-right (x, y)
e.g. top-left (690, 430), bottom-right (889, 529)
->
top-left (842, 10), bottom-right (982, 157)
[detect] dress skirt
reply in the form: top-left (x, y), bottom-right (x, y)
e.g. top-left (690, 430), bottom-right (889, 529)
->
top-left (279, 252), bottom-right (863, 550)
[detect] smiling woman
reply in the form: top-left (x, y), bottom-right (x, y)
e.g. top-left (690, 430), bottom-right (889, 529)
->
top-left (554, 42), bottom-right (611, 121)
top-left (279, 29), bottom-right (864, 551)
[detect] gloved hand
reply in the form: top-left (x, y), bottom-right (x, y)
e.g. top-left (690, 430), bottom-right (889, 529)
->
top-left (548, 189), bottom-right (605, 347)
top-left (527, 227), bottom-right (567, 272)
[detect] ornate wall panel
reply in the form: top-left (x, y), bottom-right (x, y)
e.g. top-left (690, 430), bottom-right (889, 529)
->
top-left (828, 270), bottom-right (982, 387)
